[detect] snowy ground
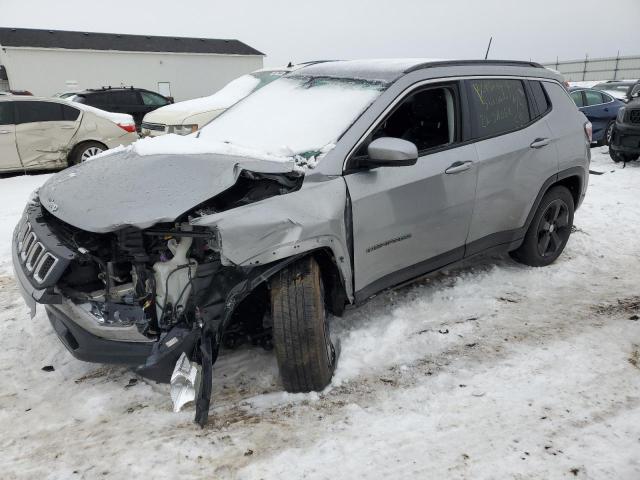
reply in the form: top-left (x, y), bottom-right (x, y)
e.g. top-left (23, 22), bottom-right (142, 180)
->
top-left (0, 148), bottom-right (639, 479)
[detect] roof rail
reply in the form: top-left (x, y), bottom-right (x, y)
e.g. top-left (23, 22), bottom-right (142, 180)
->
top-left (405, 59), bottom-right (544, 73)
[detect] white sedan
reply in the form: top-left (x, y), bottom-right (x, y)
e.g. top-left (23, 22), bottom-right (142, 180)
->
top-left (0, 96), bottom-right (138, 173)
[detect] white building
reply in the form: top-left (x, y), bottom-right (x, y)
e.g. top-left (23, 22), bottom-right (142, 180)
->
top-left (0, 28), bottom-right (264, 101)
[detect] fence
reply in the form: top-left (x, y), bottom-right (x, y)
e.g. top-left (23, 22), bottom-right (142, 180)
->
top-left (542, 55), bottom-right (640, 82)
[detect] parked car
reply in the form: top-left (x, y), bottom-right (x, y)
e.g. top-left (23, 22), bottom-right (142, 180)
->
top-left (0, 90), bottom-right (33, 96)
top-left (593, 80), bottom-right (640, 102)
top-left (0, 96), bottom-right (137, 173)
top-left (12, 59), bottom-right (589, 426)
top-left (141, 64), bottom-right (326, 137)
top-left (569, 86), bottom-right (624, 145)
top-left (609, 94), bottom-right (640, 163)
top-left (69, 86), bottom-right (172, 128)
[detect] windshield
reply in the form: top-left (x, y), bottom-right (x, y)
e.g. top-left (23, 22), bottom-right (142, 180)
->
top-left (198, 75), bottom-right (386, 158)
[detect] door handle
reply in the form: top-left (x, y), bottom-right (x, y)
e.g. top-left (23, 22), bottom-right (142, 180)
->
top-left (530, 138), bottom-right (550, 149)
top-left (445, 161), bottom-right (472, 174)
top-left (0, 130), bottom-right (11, 134)
top-left (61, 125), bottom-right (76, 130)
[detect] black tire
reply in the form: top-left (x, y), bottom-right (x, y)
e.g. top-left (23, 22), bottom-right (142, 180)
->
top-left (610, 150), bottom-right (640, 163)
top-left (69, 141), bottom-right (106, 166)
top-left (270, 256), bottom-right (336, 392)
top-left (599, 120), bottom-right (615, 146)
top-left (510, 186), bottom-right (574, 267)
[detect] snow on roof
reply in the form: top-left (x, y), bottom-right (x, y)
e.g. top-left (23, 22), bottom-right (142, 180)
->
top-left (298, 58), bottom-right (447, 82)
top-left (63, 98), bottom-right (134, 125)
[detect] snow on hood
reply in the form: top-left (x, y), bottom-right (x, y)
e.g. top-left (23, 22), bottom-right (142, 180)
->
top-left (147, 74), bottom-right (261, 119)
top-left (38, 149), bottom-right (299, 233)
top-left (64, 98), bottom-right (135, 126)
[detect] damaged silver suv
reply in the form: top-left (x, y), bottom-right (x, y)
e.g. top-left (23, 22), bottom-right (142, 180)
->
top-left (13, 60), bottom-right (590, 425)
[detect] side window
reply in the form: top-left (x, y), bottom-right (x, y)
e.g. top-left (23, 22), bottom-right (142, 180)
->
top-left (570, 91), bottom-right (585, 107)
top-left (111, 90), bottom-right (140, 105)
top-left (15, 101), bottom-right (65, 124)
top-left (140, 91), bottom-right (168, 106)
top-left (83, 92), bottom-right (107, 106)
top-left (467, 79), bottom-right (530, 138)
top-left (584, 90), bottom-right (604, 106)
top-left (601, 92), bottom-right (614, 103)
top-left (530, 81), bottom-right (551, 116)
top-left (0, 102), bottom-right (14, 125)
top-left (358, 86), bottom-right (457, 155)
top-left (62, 104), bottom-right (80, 121)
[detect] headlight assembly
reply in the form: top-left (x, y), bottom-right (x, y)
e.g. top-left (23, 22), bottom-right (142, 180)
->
top-left (169, 124), bottom-right (199, 135)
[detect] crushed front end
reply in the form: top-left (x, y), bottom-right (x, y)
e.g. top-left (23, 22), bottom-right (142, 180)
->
top-left (12, 183), bottom-right (300, 426)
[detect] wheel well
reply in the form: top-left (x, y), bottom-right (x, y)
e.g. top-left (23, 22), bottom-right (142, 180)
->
top-left (312, 249), bottom-right (348, 317)
top-left (68, 140), bottom-right (108, 162)
top-left (553, 175), bottom-right (581, 208)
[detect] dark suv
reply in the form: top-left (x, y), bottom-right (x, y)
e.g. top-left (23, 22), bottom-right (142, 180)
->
top-left (71, 87), bottom-right (172, 128)
top-left (609, 95), bottom-right (640, 163)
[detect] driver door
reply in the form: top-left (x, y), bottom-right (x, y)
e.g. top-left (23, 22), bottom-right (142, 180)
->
top-left (344, 83), bottom-right (478, 299)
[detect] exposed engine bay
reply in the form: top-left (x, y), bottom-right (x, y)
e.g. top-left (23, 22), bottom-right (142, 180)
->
top-left (30, 169), bottom-right (304, 426)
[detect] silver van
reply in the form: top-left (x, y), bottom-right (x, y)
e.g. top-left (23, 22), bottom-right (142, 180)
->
top-left (12, 59), bottom-right (590, 425)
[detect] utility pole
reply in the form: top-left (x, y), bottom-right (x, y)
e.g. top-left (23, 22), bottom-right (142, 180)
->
top-left (614, 50), bottom-right (620, 80)
top-left (484, 37), bottom-right (493, 60)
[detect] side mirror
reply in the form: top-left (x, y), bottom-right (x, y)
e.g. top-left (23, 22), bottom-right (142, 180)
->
top-left (362, 137), bottom-right (418, 168)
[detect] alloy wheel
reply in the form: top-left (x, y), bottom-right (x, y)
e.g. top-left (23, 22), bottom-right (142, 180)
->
top-left (81, 146), bottom-right (104, 162)
top-left (537, 199), bottom-right (570, 257)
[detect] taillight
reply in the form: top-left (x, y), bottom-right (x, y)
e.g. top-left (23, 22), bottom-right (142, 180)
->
top-left (117, 123), bottom-right (136, 133)
top-left (584, 121), bottom-right (593, 143)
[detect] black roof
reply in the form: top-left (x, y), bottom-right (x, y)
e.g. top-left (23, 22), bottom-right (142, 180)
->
top-left (0, 28), bottom-right (264, 56)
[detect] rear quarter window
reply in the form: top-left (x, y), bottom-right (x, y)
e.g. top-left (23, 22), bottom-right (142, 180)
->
top-left (62, 104), bottom-right (80, 121)
top-left (467, 79), bottom-right (530, 138)
top-left (529, 81), bottom-right (551, 116)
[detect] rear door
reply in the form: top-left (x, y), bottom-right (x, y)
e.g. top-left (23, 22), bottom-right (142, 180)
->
top-left (345, 83), bottom-right (478, 297)
top-left (15, 101), bottom-right (81, 170)
top-left (0, 101), bottom-right (22, 172)
top-left (581, 90), bottom-right (614, 142)
top-left (465, 78), bottom-right (559, 254)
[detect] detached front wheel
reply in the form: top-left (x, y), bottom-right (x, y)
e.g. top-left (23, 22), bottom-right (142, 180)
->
top-left (270, 256), bottom-right (336, 392)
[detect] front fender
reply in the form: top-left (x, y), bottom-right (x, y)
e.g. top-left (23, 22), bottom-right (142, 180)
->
top-left (191, 176), bottom-right (353, 300)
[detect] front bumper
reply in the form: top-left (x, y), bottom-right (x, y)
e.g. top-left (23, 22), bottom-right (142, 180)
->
top-left (610, 122), bottom-right (640, 155)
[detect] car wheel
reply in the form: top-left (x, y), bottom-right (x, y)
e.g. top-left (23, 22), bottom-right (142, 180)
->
top-left (270, 256), bottom-right (336, 392)
top-left (70, 142), bottom-right (106, 165)
top-left (610, 150), bottom-right (639, 163)
top-left (600, 120), bottom-right (615, 146)
top-left (510, 186), bottom-right (574, 267)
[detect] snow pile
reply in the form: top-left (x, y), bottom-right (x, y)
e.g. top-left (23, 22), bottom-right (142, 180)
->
top-left (64, 98), bottom-right (135, 127)
top-left (0, 174), bottom-right (53, 275)
top-left (156, 74), bottom-right (261, 115)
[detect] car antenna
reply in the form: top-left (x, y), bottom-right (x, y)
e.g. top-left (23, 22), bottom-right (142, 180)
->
top-left (484, 37), bottom-right (493, 60)
top-left (287, 61), bottom-right (293, 68)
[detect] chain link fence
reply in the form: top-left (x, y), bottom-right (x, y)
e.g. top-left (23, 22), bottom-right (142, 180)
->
top-left (542, 55), bottom-right (640, 82)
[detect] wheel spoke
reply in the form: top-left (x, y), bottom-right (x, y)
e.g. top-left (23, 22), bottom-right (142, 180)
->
top-left (556, 214), bottom-right (569, 228)
top-left (550, 231), bottom-right (561, 252)
top-left (539, 232), bottom-right (551, 255)
top-left (551, 202), bottom-right (561, 222)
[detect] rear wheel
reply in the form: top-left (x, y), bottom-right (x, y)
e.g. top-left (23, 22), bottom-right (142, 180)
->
top-left (270, 256), bottom-right (336, 392)
top-left (599, 120), bottom-right (615, 146)
top-left (69, 141), bottom-right (106, 165)
top-left (510, 186), bottom-right (574, 267)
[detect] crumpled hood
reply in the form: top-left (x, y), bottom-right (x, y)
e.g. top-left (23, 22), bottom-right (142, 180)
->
top-left (39, 149), bottom-right (298, 233)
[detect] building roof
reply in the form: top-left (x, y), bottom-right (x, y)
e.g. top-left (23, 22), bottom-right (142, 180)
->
top-left (0, 28), bottom-right (264, 56)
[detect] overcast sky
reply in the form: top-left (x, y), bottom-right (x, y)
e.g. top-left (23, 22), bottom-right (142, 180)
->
top-left (2, 0), bottom-right (639, 67)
